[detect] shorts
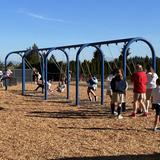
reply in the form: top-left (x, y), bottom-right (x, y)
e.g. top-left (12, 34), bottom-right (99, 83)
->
top-left (134, 93), bottom-right (146, 102)
top-left (111, 92), bottom-right (124, 104)
top-left (146, 89), bottom-right (152, 100)
top-left (88, 86), bottom-right (96, 91)
top-left (152, 104), bottom-right (160, 115)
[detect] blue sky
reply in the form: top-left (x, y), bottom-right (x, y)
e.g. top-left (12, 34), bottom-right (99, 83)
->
top-left (0, 0), bottom-right (160, 62)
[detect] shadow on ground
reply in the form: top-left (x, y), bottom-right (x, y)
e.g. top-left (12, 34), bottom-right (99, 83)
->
top-left (26, 107), bottom-right (110, 119)
top-left (52, 153), bottom-right (160, 160)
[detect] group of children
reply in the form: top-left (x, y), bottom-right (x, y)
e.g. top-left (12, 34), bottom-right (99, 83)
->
top-left (87, 69), bottom-right (127, 119)
top-left (1, 67), bottom-right (160, 131)
top-left (87, 64), bottom-right (160, 131)
top-left (33, 68), bottom-right (66, 93)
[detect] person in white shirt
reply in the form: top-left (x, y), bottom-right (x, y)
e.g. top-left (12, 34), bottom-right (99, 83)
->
top-left (151, 78), bottom-right (160, 131)
top-left (0, 69), bottom-right (13, 81)
top-left (56, 79), bottom-right (66, 93)
top-left (33, 68), bottom-right (41, 84)
top-left (146, 65), bottom-right (158, 112)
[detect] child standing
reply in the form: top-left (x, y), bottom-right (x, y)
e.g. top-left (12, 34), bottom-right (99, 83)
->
top-left (151, 78), bottom-right (160, 131)
top-left (146, 65), bottom-right (158, 112)
top-left (110, 69), bottom-right (127, 119)
top-left (87, 75), bottom-right (98, 101)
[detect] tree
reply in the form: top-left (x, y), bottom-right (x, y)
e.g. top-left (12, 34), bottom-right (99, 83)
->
top-left (26, 43), bottom-right (40, 66)
top-left (91, 50), bottom-right (101, 77)
top-left (156, 57), bottom-right (160, 77)
top-left (0, 60), bottom-right (4, 70)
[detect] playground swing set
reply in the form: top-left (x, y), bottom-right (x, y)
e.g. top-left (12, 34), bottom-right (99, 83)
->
top-left (3, 37), bottom-right (156, 106)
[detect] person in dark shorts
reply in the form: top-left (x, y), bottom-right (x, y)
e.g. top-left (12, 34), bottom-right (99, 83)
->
top-left (151, 78), bottom-right (160, 131)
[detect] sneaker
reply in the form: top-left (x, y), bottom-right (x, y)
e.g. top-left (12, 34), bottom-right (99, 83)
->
top-left (118, 115), bottom-right (123, 119)
top-left (130, 112), bottom-right (136, 117)
top-left (142, 112), bottom-right (148, 117)
top-left (111, 111), bottom-right (118, 118)
top-left (114, 111), bottom-right (118, 116)
top-left (153, 127), bottom-right (159, 132)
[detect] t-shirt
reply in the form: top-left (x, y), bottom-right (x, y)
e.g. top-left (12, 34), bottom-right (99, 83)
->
top-left (88, 76), bottom-right (98, 89)
top-left (147, 72), bottom-right (158, 89)
top-left (131, 71), bottom-right (147, 93)
top-left (111, 76), bottom-right (127, 93)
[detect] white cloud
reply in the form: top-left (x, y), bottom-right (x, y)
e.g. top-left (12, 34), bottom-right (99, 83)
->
top-left (18, 9), bottom-right (69, 23)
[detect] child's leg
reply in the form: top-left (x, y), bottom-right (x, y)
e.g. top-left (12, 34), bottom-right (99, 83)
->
top-left (122, 93), bottom-right (126, 112)
top-left (111, 92), bottom-right (116, 115)
top-left (89, 88), bottom-right (98, 101)
top-left (154, 115), bottom-right (159, 130)
top-left (35, 85), bottom-right (40, 91)
top-left (111, 103), bottom-right (115, 115)
top-left (146, 89), bottom-right (152, 112)
top-left (146, 100), bottom-right (150, 113)
top-left (154, 104), bottom-right (160, 130)
top-left (139, 99), bottom-right (147, 114)
top-left (133, 100), bottom-right (138, 113)
top-left (87, 88), bottom-right (92, 101)
top-left (117, 103), bottom-right (122, 116)
top-left (35, 84), bottom-right (43, 91)
top-left (90, 89), bottom-right (96, 97)
top-left (117, 104), bottom-right (123, 119)
top-left (132, 93), bottom-right (139, 116)
top-left (117, 94), bottom-right (123, 119)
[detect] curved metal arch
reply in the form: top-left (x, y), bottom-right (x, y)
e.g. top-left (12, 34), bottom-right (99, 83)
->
top-left (122, 37), bottom-right (156, 79)
top-left (44, 48), bottom-right (70, 100)
top-left (4, 51), bottom-right (24, 90)
top-left (76, 44), bottom-right (104, 106)
top-left (22, 49), bottom-right (45, 95)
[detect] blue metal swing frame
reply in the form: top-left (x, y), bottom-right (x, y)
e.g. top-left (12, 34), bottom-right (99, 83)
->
top-left (4, 37), bottom-right (156, 106)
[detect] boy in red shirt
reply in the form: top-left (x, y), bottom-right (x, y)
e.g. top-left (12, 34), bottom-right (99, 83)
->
top-left (131, 64), bottom-right (148, 117)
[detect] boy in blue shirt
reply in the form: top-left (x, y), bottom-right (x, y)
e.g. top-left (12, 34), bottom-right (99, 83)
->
top-left (111, 69), bottom-right (127, 119)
